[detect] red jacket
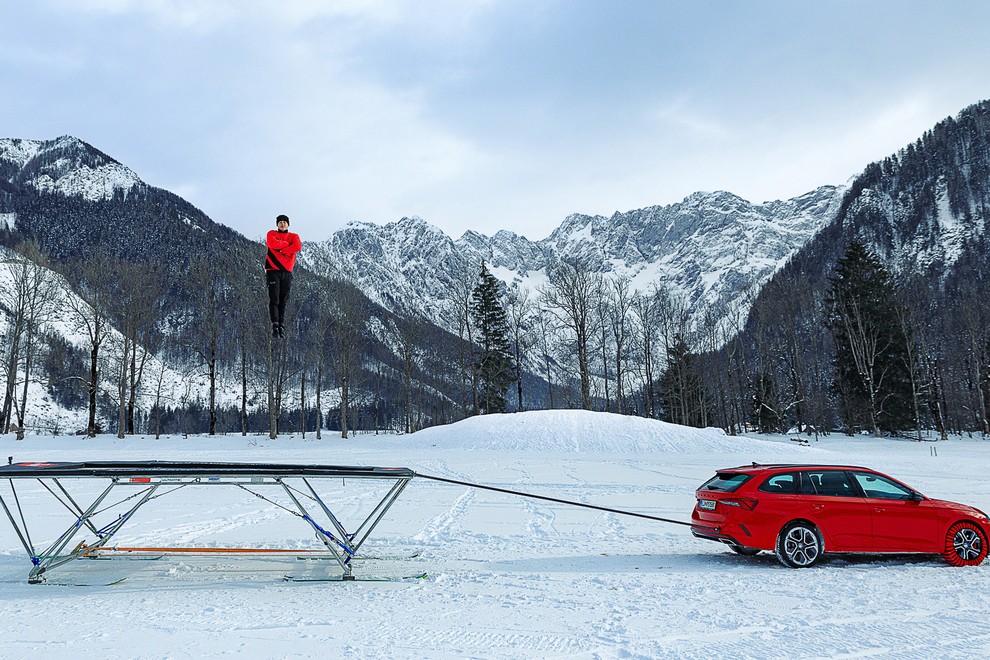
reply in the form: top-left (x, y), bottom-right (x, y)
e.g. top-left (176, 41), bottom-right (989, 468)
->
top-left (266, 229), bottom-right (301, 272)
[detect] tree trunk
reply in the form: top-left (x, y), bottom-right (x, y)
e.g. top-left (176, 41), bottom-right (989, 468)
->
top-left (1, 316), bottom-right (22, 433)
top-left (316, 364), bottom-right (323, 440)
top-left (208, 352), bottom-right (217, 435)
top-left (515, 340), bottom-right (524, 412)
top-left (300, 370), bottom-right (306, 439)
top-left (341, 373), bottom-right (349, 439)
top-left (17, 323), bottom-right (34, 430)
top-left (601, 323), bottom-right (610, 412)
top-left (88, 340), bottom-right (99, 437)
top-left (241, 337), bottom-right (248, 436)
top-left (117, 333), bottom-right (131, 439)
top-left (154, 364), bottom-right (165, 439)
top-left (127, 340), bottom-right (137, 434)
top-left (268, 339), bottom-right (277, 439)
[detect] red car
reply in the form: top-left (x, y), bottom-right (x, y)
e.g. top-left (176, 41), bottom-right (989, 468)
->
top-left (691, 464), bottom-right (989, 568)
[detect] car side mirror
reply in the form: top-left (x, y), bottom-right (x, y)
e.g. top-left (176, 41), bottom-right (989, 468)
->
top-left (911, 491), bottom-right (925, 502)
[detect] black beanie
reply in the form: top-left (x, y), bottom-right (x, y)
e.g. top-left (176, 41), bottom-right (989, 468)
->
top-left (276, 214), bottom-right (290, 226)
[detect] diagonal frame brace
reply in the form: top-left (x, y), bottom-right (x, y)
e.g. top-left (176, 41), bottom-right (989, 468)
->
top-left (0, 481), bottom-right (35, 558)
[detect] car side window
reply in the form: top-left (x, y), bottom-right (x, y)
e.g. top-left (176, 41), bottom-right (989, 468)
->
top-left (758, 473), bottom-right (798, 494)
top-left (799, 470), bottom-right (856, 497)
top-left (851, 472), bottom-right (914, 500)
top-left (797, 471), bottom-right (818, 495)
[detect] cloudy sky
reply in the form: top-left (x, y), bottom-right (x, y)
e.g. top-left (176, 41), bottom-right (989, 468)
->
top-left (4, 1), bottom-right (990, 242)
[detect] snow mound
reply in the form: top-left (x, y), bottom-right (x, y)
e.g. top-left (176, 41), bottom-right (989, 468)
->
top-left (411, 409), bottom-right (805, 453)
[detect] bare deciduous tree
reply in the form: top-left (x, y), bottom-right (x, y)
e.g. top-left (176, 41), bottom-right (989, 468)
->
top-left (450, 269), bottom-right (479, 415)
top-left (506, 284), bottom-right (535, 411)
top-left (608, 276), bottom-right (634, 415)
top-left (534, 306), bottom-right (557, 409)
top-left (187, 257), bottom-right (233, 436)
top-left (108, 261), bottom-right (161, 437)
top-left (540, 260), bottom-right (604, 410)
top-left (329, 278), bottom-right (368, 438)
top-left (65, 254), bottom-right (114, 437)
top-left (631, 290), bottom-right (660, 417)
top-left (0, 242), bottom-right (58, 436)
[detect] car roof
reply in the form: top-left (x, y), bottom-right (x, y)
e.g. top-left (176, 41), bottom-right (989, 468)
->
top-left (715, 464), bottom-right (874, 474)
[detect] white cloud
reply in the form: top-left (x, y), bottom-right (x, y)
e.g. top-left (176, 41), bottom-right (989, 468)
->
top-left (649, 98), bottom-right (733, 142)
top-left (12, 1), bottom-right (990, 242)
top-left (46, 0), bottom-right (236, 31)
top-left (45, 0), bottom-right (497, 33)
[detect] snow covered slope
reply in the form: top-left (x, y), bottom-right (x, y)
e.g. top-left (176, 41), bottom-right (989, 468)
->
top-left (412, 408), bottom-right (800, 454)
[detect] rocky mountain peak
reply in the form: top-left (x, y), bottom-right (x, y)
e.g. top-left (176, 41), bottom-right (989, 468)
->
top-left (305, 184), bottom-right (847, 337)
top-left (0, 138), bottom-right (43, 168)
top-left (1, 135), bottom-right (144, 203)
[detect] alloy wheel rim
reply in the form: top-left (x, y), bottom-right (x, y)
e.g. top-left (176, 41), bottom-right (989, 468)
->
top-left (784, 527), bottom-right (819, 566)
top-left (954, 528), bottom-right (982, 561)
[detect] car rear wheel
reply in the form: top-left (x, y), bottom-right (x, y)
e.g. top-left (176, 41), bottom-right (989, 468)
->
top-left (942, 521), bottom-right (988, 567)
top-left (775, 522), bottom-right (823, 568)
top-left (728, 543), bottom-right (761, 556)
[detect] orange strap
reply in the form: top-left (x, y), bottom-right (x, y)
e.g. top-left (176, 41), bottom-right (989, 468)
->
top-left (85, 546), bottom-right (333, 555)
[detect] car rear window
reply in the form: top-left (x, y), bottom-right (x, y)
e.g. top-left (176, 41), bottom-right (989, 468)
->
top-left (698, 472), bottom-right (752, 493)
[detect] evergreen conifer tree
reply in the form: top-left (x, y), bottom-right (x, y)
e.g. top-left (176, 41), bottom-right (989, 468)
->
top-left (825, 241), bottom-right (914, 434)
top-left (470, 262), bottom-right (516, 414)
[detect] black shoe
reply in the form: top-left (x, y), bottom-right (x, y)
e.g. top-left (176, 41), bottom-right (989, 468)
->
top-left (272, 324), bottom-right (280, 338)
top-left (277, 324), bottom-right (285, 338)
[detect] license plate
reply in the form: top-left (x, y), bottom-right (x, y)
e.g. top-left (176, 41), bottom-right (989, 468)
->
top-left (699, 499), bottom-right (716, 510)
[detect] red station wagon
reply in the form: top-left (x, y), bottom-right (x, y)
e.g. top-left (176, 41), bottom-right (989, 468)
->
top-left (691, 464), bottom-right (990, 568)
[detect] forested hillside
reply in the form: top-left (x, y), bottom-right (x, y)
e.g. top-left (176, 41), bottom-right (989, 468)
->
top-left (728, 101), bottom-right (990, 437)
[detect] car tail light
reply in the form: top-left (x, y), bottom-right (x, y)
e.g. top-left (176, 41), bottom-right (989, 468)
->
top-left (720, 497), bottom-right (758, 511)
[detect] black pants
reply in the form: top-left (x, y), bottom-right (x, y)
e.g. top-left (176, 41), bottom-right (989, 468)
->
top-left (266, 270), bottom-right (293, 325)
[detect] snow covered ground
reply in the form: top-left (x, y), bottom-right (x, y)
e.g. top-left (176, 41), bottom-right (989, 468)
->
top-left (1, 410), bottom-right (988, 658)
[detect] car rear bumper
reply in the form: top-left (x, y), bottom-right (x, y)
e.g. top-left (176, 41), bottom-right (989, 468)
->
top-left (691, 524), bottom-right (746, 548)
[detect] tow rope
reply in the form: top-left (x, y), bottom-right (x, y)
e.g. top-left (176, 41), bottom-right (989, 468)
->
top-left (413, 472), bottom-right (693, 528)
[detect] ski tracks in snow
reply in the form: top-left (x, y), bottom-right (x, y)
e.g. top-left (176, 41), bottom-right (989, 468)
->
top-left (412, 486), bottom-right (477, 546)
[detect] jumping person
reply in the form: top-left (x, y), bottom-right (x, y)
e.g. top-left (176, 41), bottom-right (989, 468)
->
top-left (265, 214), bottom-right (301, 338)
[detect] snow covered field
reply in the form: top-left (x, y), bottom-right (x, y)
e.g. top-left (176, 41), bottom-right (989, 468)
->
top-left (1, 410), bottom-right (988, 659)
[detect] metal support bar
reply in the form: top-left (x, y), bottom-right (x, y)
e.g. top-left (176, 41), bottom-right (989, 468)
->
top-left (302, 477), bottom-right (351, 541)
top-left (29, 481), bottom-right (118, 582)
top-left (80, 484), bottom-right (160, 554)
top-left (0, 485), bottom-right (34, 557)
top-left (29, 482), bottom-right (161, 582)
top-left (51, 478), bottom-right (103, 538)
top-left (278, 478), bottom-right (354, 576)
top-left (349, 477), bottom-right (411, 553)
top-left (10, 479), bottom-right (36, 554)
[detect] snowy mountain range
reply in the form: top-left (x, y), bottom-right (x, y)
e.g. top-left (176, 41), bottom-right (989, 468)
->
top-left (300, 185), bottom-right (847, 334)
top-left (1, 134), bottom-right (851, 429)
